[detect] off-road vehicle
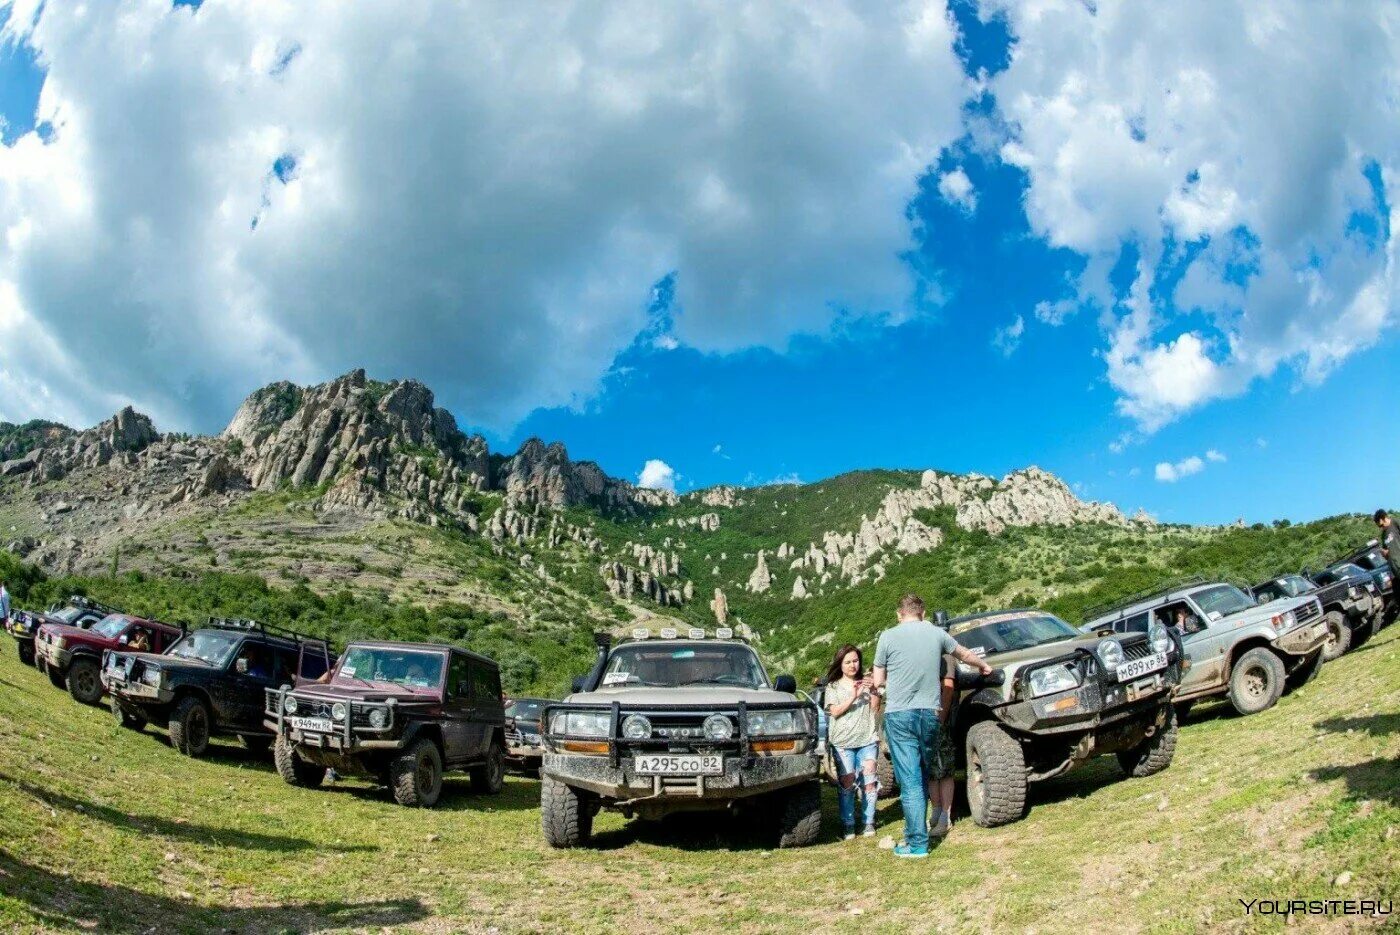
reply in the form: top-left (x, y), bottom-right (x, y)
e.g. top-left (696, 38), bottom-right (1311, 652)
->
top-left (505, 696), bottom-right (553, 775)
top-left (8, 596), bottom-right (116, 667)
top-left (1083, 577), bottom-right (1327, 719)
top-left (265, 640), bottom-right (507, 807)
top-left (36, 612), bottom-right (183, 705)
top-left (1251, 569), bottom-right (1380, 661)
top-left (939, 608), bottom-right (1183, 828)
top-left (1330, 541), bottom-right (1395, 622)
top-left (539, 627), bottom-right (821, 849)
top-left (104, 618), bottom-right (331, 757)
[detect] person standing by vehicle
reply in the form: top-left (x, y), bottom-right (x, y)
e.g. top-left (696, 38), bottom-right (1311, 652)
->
top-left (823, 644), bottom-right (880, 840)
top-left (1378, 510), bottom-right (1400, 576)
top-left (930, 652), bottom-right (959, 838)
top-left (872, 594), bottom-right (992, 858)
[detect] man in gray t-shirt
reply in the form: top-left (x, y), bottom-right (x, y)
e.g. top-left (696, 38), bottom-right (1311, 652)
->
top-left (872, 594), bottom-right (991, 857)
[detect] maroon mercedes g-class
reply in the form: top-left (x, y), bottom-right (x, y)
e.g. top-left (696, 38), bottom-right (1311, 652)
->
top-left (36, 613), bottom-right (183, 705)
top-left (265, 640), bottom-right (507, 807)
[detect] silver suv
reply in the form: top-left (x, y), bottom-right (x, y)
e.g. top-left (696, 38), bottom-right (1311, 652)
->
top-left (539, 629), bottom-right (821, 849)
top-left (1083, 578), bottom-right (1327, 718)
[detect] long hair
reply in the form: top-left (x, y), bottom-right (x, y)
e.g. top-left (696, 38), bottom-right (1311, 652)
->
top-left (825, 644), bottom-right (864, 686)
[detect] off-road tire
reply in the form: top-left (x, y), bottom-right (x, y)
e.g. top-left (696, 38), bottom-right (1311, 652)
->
top-left (168, 695), bottom-right (212, 757)
top-left (1174, 701), bottom-right (1195, 722)
top-left (1320, 611), bottom-right (1351, 662)
top-left (17, 642), bottom-right (34, 666)
top-left (109, 696), bottom-right (146, 731)
top-left (965, 721), bottom-right (1027, 828)
top-left (875, 751), bottom-right (898, 799)
top-left (1227, 648), bottom-right (1285, 716)
top-left (775, 780), bottom-right (823, 848)
top-left (1284, 651), bottom-right (1324, 693)
top-left (66, 657), bottom-right (103, 706)
top-left (1116, 707), bottom-right (1178, 777)
top-left (274, 735), bottom-right (327, 788)
top-left (391, 737), bottom-right (444, 807)
top-left (541, 775), bottom-right (593, 848)
top-left (1350, 616), bottom-right (1374, 649)
top-left (469, 738), bottom-right (506, 794)
top-left (46, 664), bottom-right (66, 690)
top-left (241, 734), bottom-right (273, 755)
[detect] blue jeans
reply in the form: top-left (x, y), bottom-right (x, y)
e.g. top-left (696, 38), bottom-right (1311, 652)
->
top-left (832, 742), bottom-right (880, 829)
top-left (883, 708), bottom-right (940, 851)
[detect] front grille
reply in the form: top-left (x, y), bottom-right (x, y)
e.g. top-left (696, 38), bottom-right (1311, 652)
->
top-left (1294, 600), bottom-right (1321, 624)
top-left (505, 726), bottom-right (523, 745)
top-left (1121, 638), bottom-right (1156, 661)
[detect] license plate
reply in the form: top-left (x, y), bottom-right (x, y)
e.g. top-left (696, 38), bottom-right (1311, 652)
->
top-left (634, 754), bottom-right (723, 776)
top-left (1125, 674), bottom-right (1162, 701)
top-left (1116, 652), bottom-right (1167, 682)
top-left (291, 716), bottom-right (334, 733)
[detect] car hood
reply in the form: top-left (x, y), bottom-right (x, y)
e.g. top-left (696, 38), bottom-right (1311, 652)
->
top-left (39, 622), bottom-right (100, 642)
top-left (290, 683), bottom-right (441, 704)
top-left (563, 685), bottom-right (799, 706)
top-left (978, 634), bottom-right (1105, 671)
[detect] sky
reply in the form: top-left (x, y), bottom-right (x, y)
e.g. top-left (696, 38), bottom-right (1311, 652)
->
top-left (0, 0), bottom-right (1395, 526)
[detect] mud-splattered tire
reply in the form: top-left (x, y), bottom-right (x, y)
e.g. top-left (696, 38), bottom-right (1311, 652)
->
top-left (391, 737), bottom-right (443, 807)
top-left (274, 735), bottom-right (327, 787)
top-left (541, 775), bottom-right (593, 848)
top-left (1227, 648), bottom-right (1285, 716)
top-left (17, 642), bottom-right (34, 666)
top-left (109, 696), bottom-right (146, 731)
top-left (875, 751), bottom-right (898, 800)
top-left (1320, 611), bottom-right (1351, 662)
top-left (1284, 651), bottom-right (1324, 693)
top-left (965, 721), bottom-right (1027, 828)
top-left (65, 658), bottom-right (103, 706)
top-left (470, 739), bottom-right (506, 794)
top-left (241, 734), bottom-right (273, 755)
top-left (1117, 707), bottom-right (1178, 777)
top-left (168, 695), bottom-right (212, 757)
top-left (773, 780), bottom-right (822, 848)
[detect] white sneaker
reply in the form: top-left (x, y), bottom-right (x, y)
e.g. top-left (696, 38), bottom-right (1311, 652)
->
top-left (862, 825), bottom-right (876, 837)
top-left (843, 829), bottom-right (856, 841)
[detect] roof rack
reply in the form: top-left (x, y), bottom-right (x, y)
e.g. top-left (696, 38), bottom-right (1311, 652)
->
top-left (205, 616), bottom-right (330, 647)
top-left (1319, 540), bottom-right (1383, 571)
top-left (1083, 575), bottom-right (1209, 623)
top-left (64, 595), bottom-right (122, 617)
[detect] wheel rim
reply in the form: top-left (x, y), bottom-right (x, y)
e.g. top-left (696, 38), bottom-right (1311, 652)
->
top-left (74, 667), bottom-right (97, 699)
top-left (417, 753), bottom-right (438, 796)
top-left (1243, 664), bottom-right (1268, 700)
top-left (491, 747), bottom-right (504, 786)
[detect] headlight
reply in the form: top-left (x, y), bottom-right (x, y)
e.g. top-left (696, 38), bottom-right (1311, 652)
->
top-left (1348, 586), bottom-right (1359, 599)
top-left (1096, 640), bottom-right (1125, 671)
top-left (551, 711), bottom-right (610, 737)
top-left (1148, 621), bottom-right (1172, 655)
top-left (141, 667), bottom-right (162, 687)
top-left (283, 695), bottom-right (299, 715)
top-left (368, 707), bottom-right (390, 729)
top-left (703, 714), bottom-right (734, 740)
top-left (1028, 665), bottom-right (1080, 698)
top-left (55, 637), bottom-right (66, 651)
top-left (1271, 611), bottom-right (1296, 632)
top-left (524, 733), bottom-right (542, 745)
top-left (748, 710), bottom-right (798, 736)
top-left (331, 702), bottom-right (348, 722)
top-left (621, 714), bottom-right (652, 739)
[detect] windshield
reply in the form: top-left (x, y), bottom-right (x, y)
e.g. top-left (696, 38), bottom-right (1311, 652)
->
top-left (950, 612), bottom-right (1079, 656)
top-left (507, 699), bottom-right (545, 720)
top-left (90, 616), bottom-right (131, 639)
top-left (601, 643), bottom-right (768, 689)
top-left (1330, 564), bottom-right (1369, 581)
top-left (1190, 585), bottom-right (1256, 620)
top-left (333, 646), bottom-right (445, 692)
top-left (167, 630), bottom-right (242, 666)
top-left (1271, 577), bottom-right (1314, 598)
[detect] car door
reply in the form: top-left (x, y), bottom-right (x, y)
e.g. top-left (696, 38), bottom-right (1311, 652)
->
top-left (296, 640), bottom-right (333, 684)
top-left (1177, 597), bottom-right (1230, 693)
top-left (225, 638), bottom-right (281, 729)
top-left (440, 653), bottom-right (475, 767)
top-left (468, 660), bottom-right (503, 756)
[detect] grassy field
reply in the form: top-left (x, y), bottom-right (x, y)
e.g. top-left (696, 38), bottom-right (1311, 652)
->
top-left (0, 629), bottom-right (1396, 934)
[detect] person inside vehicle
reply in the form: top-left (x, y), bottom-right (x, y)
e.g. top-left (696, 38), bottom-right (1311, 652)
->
top-left (823, 644), bottom-right (880, 840)
top-left (127, 627), bottom-right (151, 652)
top-left (1163, 605), bottom-right (1199, 635)
top-left (239, 644), bottom-right (272, 680)
top-left (404, 661), bottom-right (429, 687)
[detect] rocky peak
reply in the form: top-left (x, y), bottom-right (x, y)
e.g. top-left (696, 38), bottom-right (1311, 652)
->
top-left (2, 405), bottom-right (159, 483)
top-left (497, 437), bottom-right (676, 512)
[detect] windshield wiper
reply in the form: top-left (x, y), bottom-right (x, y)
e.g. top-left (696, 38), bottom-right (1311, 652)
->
top-left (676, 677), bottom-right (749, 687)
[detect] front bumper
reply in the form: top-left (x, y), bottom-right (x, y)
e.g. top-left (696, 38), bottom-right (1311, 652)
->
top-left (35, 642), bottom-right (71, 673)
top-left (997, 661), bottom-right (1181, 737)
top-left (1275, 619), bottom-right (1329, 657)
top-left (544, 750), bottom-right (820, 802)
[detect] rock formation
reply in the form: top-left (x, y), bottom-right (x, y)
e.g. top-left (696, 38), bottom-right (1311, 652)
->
top-left (746, 550), bottom-right (772, 593)
top-left (710, 588), bottom-right (729, 626)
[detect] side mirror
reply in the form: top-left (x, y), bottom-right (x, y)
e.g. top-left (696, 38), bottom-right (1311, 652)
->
top-left (933, 610), bottom-right (950, 629)
top-left (774, 674), bottom-right (797, 694)
top-left (118, 635), bottom-right (129, 645)
top-left (570, 676), bottom-right (586, 694)
top-left (235, 658), bottom-right (248, 674)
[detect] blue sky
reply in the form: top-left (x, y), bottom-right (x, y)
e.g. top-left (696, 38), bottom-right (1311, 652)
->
top-left (0, 1), bottom-right (1395, 527)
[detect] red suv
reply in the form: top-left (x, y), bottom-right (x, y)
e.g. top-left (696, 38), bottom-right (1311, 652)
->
top-left (36, 613), bottom-right (184, 706)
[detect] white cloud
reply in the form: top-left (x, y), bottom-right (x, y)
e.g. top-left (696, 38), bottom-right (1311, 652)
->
top-left (0, 0), bottom-right (972, 431)
top-left (937, 166), bottom-right (977, 213)
top-left (989, 0), bottom-right (1400, 429)
top-left (1205, 449), bottom-right (1226, 463)
top-left (991, 314), bottom-right (1024, 356)
top-left (637, 459), bottom-right (677, 492)
top-left (711, 443), bottom-right (730, 460)
top-left (1256, 437), bottom-right (1269, 449)
top-left (1154, 455), bottom-right (1206, 483)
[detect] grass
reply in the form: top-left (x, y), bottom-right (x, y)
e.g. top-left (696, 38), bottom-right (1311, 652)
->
top-left (0, 627), bottom-right (1396, 933)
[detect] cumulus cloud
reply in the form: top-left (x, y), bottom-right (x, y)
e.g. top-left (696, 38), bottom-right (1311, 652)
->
top-left (1205, 449), bottom-right (1226, 463)
top-left (991, 314), bottom-right (1024, 356)
top-left (1154, 454), bottom-right (1211, 483)
top-left (637, 459), bottom-right (677, 492)
top-left (989, 0), bottom-right (1400, 429)
top-left (0, 0), bottom-right (971, 431)
top-left (937, 166), bottom-right (977, 213)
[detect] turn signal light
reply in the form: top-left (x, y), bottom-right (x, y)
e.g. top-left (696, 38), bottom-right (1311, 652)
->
top-left (561, 740), bottom-right (610, 755)
top-left (750, 739), bottom-right (798, 755)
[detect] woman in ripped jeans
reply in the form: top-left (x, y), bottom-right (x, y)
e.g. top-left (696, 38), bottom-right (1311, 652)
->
top-left (823, 644), bottom-right (881, 839)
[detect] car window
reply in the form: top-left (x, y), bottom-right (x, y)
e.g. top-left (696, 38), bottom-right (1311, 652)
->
top-left (448, 655), bottom-right (470, 698)
top-left (1189, 585), bottom-right (1255, 620)
top-left (237, 641), bottom-right (276, 680)
top-left (1119, 612), bottom-right (1150, 633)
top-left (601, 643), bottom-right (769, 688)
top-left (470, 661), bottom-right (501, 705)
top-left (91, 616), bottom-right (131, 639)
top-left (299, 641), bottom-right (332, 681)
top-left (273, 647), bottom-right (298, 684)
